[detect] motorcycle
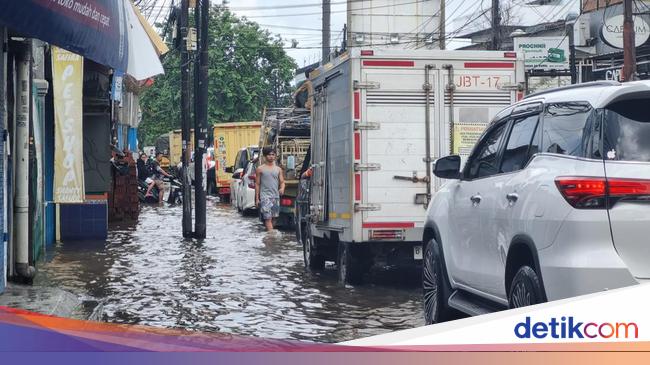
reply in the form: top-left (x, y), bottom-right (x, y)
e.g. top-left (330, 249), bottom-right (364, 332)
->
top-left (137, 177), bottom-right (183, 205)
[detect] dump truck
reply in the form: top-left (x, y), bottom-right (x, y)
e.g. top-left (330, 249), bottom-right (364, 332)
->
top-left (297, 48), bottom-right (525, 284)
top-left (259, 108), bottom-right (311, 227)
top-left (213, 121), bottom-right (262, 201)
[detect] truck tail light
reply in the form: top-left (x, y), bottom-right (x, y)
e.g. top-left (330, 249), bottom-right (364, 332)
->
top-left (281, 198), bottom-right (293, 207)
top-left (555, 177), bottom-right (650, 209)
top-left (247, 173), bottom-right (256, 189)
top-left (504, 52), bottom-right (517, 58)
top-left (369, 230), bottom-right (405, 241)
top-left (361, 50), bottom-right (374, 56)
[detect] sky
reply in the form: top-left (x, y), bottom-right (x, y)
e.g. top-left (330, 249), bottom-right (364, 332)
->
top-left (227, 0), bottom-right (579, 68)
top-left (137, 0), bottom-right (580, 69)
top-left (228, 0), bottom-right (348, 68)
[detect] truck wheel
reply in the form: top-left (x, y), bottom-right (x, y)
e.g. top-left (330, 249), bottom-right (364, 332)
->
top-left (338, 242), bottom-right (364, 285)
top-left (303, 224), bottom-right (325, 270)
top-left (423, 238), bottom-right (454, 324)
top-left (508, 266), bottom-right (545, 309)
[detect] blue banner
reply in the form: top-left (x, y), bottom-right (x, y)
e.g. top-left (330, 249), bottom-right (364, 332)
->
top-left (0, 0), bottom-right (128, 71)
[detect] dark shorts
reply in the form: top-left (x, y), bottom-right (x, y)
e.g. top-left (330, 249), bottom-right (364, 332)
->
top-left (260, 196), bottom-right (280, 220)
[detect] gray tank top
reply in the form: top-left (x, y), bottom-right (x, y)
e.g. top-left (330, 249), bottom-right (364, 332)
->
top-left (259, 164), bottom-right (281, 199)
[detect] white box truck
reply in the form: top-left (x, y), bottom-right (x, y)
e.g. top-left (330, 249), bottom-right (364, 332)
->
top-left (297, 48), bottom-right (525, 284)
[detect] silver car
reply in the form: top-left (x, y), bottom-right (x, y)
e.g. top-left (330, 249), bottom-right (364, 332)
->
top-left (423, 81), bottom-right (650, 324)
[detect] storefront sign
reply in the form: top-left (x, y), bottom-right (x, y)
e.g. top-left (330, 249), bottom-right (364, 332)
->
top-left (601, 15), bottom-right (650, 49)
top-left (0, 0), bottom-right (129, 71)
top-left (52, 46), bottom-right (85, 203)
top-left (112, 71), bottom-right (123, 103)
top-left (514, 36), bottom-right (570, 70)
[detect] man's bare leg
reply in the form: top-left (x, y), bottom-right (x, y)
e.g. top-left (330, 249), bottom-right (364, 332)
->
top-left (264, 219), bottom-right (274, 231)
top-left (145, 182), bottom-right (155, 197)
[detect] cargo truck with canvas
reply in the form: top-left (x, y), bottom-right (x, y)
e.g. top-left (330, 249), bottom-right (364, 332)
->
top-left (297, 48), bottom-right (524, 284)
top-left (213, 121), bottom-right (262, 202)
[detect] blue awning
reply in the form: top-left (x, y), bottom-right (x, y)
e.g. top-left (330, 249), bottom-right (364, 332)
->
top-left (0, 0), bottom-right (129, 71)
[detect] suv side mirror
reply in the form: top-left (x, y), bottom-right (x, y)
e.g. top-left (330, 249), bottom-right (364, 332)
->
top-left (225, 166), bottom-right (234, 173)
top-left (434, 155), bottom-right (461, 179)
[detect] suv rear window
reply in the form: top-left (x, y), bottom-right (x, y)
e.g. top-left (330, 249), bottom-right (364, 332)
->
top-left (541, 102), bottom-right (593, 157)
top-left (603, 99), bottom-right (650, 162)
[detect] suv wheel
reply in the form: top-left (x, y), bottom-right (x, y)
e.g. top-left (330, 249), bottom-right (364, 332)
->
top-left (423, 238), bottom-right (454, 324)
top-left (303, 224), bottom-right (325, 271)
top-left (508, 266), bottom-right (544, 309)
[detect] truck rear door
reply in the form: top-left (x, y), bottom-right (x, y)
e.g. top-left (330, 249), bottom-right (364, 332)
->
top-left (360, 60), bottom-right (435, 232)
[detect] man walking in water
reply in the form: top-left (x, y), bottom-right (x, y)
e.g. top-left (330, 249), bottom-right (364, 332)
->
top-left (255, 147), bottom-right (285, 231)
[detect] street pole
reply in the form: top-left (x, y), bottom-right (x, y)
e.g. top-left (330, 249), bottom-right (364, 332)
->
top-left (566, 17), bottom-right (578, 84)
top-left (491, 0), bottom-right (501, 50)
top-left (180, 0), bottom-right (193, 238)
top-left (322, 0), bottom-right (331, 63)
top-left (439, 0), bottom-right (446, 50)
top-left (623, 0), bottom-right (637, 82)
top-left (194, 0), bottom-right (209, 239)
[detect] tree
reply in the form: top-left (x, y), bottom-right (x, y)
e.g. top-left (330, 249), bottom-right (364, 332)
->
top-left (139, 6), bottom-right (297, 145)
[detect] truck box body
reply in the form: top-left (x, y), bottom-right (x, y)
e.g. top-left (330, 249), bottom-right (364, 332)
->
top-left (310, 48), bottom-right (524, 249)
top-left (213, 122), bottom-right (262, 196)
top-left (169, 129), bottom-right (194, 168)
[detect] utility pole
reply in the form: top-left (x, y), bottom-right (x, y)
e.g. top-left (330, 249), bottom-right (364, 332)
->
top-left (623, 0), bottom-right (637, 82)
top-left (491, 0), bottom-right (501, 50)
top-left (194, 0), bottom-right (209, 239)
top-left (180, 0), bottom-right (193, 238)
top-left (322, 0), bottom-right (331, 63)
top-left (439, 0), bottom-right (446, 50)
top-left (566, 14), bottom-right (578, 84)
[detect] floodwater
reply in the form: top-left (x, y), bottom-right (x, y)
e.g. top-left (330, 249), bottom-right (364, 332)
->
top-left (35, 200), bottom-right (424, 343)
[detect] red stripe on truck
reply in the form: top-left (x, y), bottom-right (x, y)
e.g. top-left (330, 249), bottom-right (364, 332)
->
top-left (355, 174), bottom-right (361, 201)
top-left (362, 222), bottom-right (415, 229)
top-left (354, 92), bottom-right (360, 120)
top-left (464, 62), bottom-right (514, 69)
top-left (354, 132), bottom-right (361, 160)
top-left (362, 60), bottom-right (415, 67)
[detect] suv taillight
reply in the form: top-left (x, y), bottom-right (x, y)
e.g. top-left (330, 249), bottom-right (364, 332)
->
top-left (247, 174), bottom-right (256, 189)
top-left (555, 177), bottom-right (650, 209)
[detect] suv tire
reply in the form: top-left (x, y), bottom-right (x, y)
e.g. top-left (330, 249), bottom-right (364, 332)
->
top-left (423, 238), bottom-right (455, 324)
top-left (508, 266), bottom-right (545, 309)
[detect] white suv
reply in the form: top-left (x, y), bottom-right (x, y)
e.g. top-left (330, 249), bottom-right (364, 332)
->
top-left (423, 81), bottom-right (650, 324)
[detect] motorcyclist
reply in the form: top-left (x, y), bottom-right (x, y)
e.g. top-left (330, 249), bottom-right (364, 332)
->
top-left (136, 153), bottom-right (157, 200)
top-left (145, 157), bottom-right (173, 204)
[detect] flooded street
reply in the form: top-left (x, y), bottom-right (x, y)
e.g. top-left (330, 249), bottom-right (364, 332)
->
top-left (34, 200), bottom-right (424, 343)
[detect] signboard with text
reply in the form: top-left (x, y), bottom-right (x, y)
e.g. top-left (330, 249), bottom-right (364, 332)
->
top-left (52, 46), bottom-right (85, 203)
top-left (514, 36), bottom-right (570, 71)
top-left (0, 0), bottom-right (129, 71)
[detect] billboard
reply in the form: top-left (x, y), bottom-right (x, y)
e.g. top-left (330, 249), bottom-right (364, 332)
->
top-left (514, 36), bottom-right (570, 71)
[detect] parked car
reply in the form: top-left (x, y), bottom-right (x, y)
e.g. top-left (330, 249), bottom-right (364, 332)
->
top-left (229, 147), bottom-right (259, 211)
top-left (423, 81), bottom-right (650, 324)
top-left (234, 158), bottom-right (259, 214)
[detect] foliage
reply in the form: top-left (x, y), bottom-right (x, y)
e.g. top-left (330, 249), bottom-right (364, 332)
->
top-left (139, 6), bottom-right (297, 146)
